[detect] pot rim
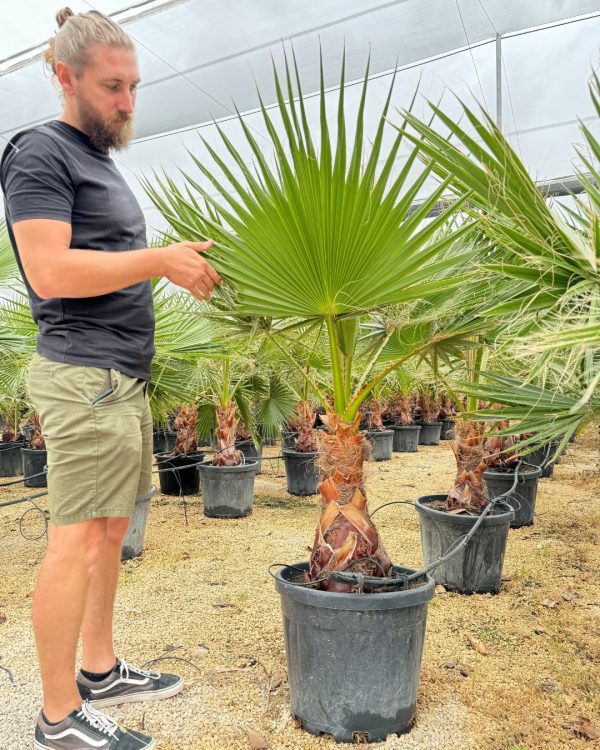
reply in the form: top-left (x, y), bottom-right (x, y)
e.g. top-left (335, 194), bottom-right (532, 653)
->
top-left (483, 463), bottom-right (542, 480)
top-left (197, 459), bottom-right (258, 473)
top-left (415, 494), bottom-right (514, 526)
top-left (274, 561), bottom-right (434, 610)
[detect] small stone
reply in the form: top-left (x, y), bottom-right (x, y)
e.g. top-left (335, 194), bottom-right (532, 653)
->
top-left (435, 584), bottom-right (446, 594)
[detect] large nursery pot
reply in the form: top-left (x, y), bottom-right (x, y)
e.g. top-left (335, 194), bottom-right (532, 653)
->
top-left (155, 451), bottom-right (204, 495)
top-left (415, 495), bottom-right (514, 594)
top-left (417, 421), bottom-right (442, 446)
top-left (392, 425), bottom-right (420, 452)
top-left (235, 439), bottom-right (263, 474)
top-left (282, 449), bottom-right (320, 496)
top-left (21, 447), bottom-right (47, 488)
top-left (197, 460), bottom-right (257, 518)
top-left (275, 562), bottom-right (435, 743)
top-left (0, 441), bottom-right (24, 477)
top-left (483, 464), bottom-right (542, 528)
top-left (526, 440), bottom-right (560, 478)
top-left (121, 485), bottom-right (156, 561)
top-left (366, 429), bottom-right (394, 461)
top-left (440, 419), bottom-right (456, 440)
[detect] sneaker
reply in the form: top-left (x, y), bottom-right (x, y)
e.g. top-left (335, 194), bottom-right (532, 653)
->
top-left (77, 658), bottom-right (184, 709)
top-left (34, 700), bottom-right (156, 748)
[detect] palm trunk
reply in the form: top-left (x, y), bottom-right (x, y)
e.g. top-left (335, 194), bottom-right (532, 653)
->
top-left (308, 413), bottom-right (392, 591)
top-left (213, 400), bottom-right (242, 466)
top-left (446, 419), bottom-right (489, 512)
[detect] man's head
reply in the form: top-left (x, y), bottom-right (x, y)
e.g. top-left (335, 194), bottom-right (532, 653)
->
top-left (45, 7), bottom-right (139, 152)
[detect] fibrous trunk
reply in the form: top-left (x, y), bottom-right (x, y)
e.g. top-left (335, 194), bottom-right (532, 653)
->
top-left (389, 394), bottom-right (413, 425)
top-left (290, 401), bottom-right (318, 452)
top-left (213, 400), bottom-right (242, 466)
top-left (447, 419), bottom-right (489, 513)
top-left (309, 413), bottom-right (392, 592)
top-left (30, 414), bottom-right (46, 450)
top-left (172, 404), bottom-right (198, 456)
top-left (367, 399), bottom-right (385, 431)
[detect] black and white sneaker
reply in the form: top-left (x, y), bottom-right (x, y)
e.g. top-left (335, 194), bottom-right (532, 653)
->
top-left (77, 658), bottom-right (184, 709)
top-left (34, 700), bottom-right (155, 749)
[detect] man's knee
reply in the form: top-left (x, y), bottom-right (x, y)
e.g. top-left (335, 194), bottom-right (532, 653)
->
top-left (45, 518), bottom-right (110, 569)
top-left (105, 516), bottom-right (130, 545)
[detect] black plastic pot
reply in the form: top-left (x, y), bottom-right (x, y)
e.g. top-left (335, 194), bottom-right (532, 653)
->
top-left (282, 449), bottom-right (320, 496)
top-left (392, 425), bottom-right (420, 452)
top-left (418, 421), bottom-right (443, 445)
top-left (440, 419), bottom-right (456, 440)
top-left (155, 452), bottom-right (204, 495)
top-left (526, 440), bottom-right (560, 478)
top-left (235, 439), bottom-right (263, 474)
top-left (197, 460), bottom-right (257, 518)
top-left (415, 495), bottom-right (514, 593)
top-left (281, 430), bottom-right (298, 450)
top-left (22, 447), bottom-right (47, 488)
top-left (121, 486), bottom-right (156, 561)
top-left (366, 430), bottom-right (394, 461)
top-left (275, 562), bottom-right (435, 743)
top-left (483, 464), bottom-right (542, 528)
top-left (0, 441), bottom-right (24, 477)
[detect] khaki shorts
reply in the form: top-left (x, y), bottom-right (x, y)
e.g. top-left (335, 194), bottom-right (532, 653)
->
top-left (27, 353), bottom-right (153, 525)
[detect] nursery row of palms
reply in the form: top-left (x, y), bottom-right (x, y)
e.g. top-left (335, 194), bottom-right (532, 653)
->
top-left (1, 53), bottom-right (597, 572)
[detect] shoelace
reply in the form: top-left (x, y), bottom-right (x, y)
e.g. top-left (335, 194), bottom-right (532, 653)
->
top-left (119, 658), bottom-right (160, 681)
top-left (77, 701), bottom-right (118, 738)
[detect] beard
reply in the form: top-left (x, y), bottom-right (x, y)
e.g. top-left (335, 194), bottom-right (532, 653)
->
top-left (75, 92), bottom-right (134, 153)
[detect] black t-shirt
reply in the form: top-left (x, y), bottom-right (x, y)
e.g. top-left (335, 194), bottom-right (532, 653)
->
top-left (0, 120), bottom-right (155, 379)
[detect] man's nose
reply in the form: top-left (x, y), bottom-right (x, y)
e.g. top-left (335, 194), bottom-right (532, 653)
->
top-left (118, 90), bottom-right (135, 114)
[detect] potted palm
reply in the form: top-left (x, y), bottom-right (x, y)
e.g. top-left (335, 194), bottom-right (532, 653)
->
top-left (147, 53), bottom-right (478, 742)
top-left (401, 69), bottom-right (600, 450)
top-left (282, 400), bottom-right (320, 495)
top-left (21, 413), bottom-right (47, 488)
top-left (0, 409), bottom-right (24, 477)
top-left (416, 416), bottom-right (515, 593)
top-left (155, 403), bottom-right (205, 495)
top-left (438, 393), bottom-right (457, 440)
top-left (416, 388), bottom-right (442, 445)
top-left (364, 394), bottom-right (394, 460)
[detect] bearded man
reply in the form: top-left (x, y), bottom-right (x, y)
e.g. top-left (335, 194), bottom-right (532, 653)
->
top-left (0, 8), bottom-right (220, 749)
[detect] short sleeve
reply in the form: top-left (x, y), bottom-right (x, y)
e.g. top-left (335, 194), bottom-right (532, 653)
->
top-left (1, 130), bottom-right (75, 224)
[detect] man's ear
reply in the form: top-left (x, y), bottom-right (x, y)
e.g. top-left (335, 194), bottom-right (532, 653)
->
top-left (55, 61), bottom-right (77, 96)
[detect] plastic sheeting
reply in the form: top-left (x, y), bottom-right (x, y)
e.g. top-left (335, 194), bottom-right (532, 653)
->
top-left (0, 0), bottom-right (599, 229)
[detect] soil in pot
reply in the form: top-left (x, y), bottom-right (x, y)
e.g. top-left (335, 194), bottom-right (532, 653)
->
top-left (275, 562), bottom-right (435, 742)
top-left (235, 439), bottom-right (263, 474)
top-left (366, 430), bottom-right (394, 461)
top-left (415, 494), bottom-right (514, 593)
top-left (0, 441), bottom-right (24, 477)
top-left (418, 421), bottom-right (443, 445)
top-left (483, 463), bottom-right (542, 528)
top-left (198, 460), bottom-right (257, 518)
top-left (282, 449), bottom-right (320, 495)
top-left (392, 425), bottom-right (420, 452)
top-left (21, 447), bottom-right (47, 488)
top-left (155, 452), bottom-right (204, 495)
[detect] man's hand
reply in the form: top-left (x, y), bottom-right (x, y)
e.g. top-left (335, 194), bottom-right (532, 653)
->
top-left (160, 240), bottom-right (222, 301)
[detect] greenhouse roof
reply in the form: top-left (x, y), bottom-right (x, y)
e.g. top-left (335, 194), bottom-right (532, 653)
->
top-left (1, 0), bottom-right (599, 231)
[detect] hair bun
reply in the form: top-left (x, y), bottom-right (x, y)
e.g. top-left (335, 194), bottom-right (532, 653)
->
top-left (56, 7), bottom-right (74, 28)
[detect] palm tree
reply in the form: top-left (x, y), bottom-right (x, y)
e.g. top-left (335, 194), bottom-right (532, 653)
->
top-left (400, 69), bottom-right (600, 449)
top-left (146, 52), bottom-right (481, 588)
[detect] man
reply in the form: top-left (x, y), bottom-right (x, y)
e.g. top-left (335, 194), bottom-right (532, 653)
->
top-left (0, 8), bottom-right (220, 749)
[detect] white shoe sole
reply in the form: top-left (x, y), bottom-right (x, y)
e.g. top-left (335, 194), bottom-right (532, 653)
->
top-left (87, 677), bottom-right (184, 709)
top-left (34, 735), bottom-right (157, 749)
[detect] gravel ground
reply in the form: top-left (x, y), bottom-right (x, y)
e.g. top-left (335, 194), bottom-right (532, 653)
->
top-left (0, 431), bottom-right (598, 750)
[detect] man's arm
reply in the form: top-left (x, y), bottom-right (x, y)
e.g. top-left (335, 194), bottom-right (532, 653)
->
top-left (12, 218), bottom-right (220, 300)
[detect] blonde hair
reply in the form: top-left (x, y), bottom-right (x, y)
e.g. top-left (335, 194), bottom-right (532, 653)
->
top-left (44, 7), bottom-right (134, 77)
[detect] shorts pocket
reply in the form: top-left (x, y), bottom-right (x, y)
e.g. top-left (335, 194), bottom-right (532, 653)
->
top-left (82, 367), bottom-right (120, 405)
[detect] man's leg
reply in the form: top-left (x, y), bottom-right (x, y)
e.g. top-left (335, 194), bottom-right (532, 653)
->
top-left (80, 516), bottom-right (131, 674)
top-left (32, 518), bottom-right (108, 723)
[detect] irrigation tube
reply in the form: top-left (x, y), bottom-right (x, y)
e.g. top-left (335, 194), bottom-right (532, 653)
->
top-left (270, 463), bottom-right (523, 591)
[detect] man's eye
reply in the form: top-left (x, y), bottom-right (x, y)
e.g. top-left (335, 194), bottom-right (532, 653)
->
top-left (106, 85), bottom-right (120, 91)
